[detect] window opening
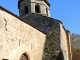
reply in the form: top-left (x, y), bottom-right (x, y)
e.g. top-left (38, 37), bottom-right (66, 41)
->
top-left (35, 4), bottom-right (40, 13)
top-left (46, 8), bottom-right (48, 16)
top-left (19, 53), bottom-right (28, 60)
top-left (24, 6), bottom-right (28, 14)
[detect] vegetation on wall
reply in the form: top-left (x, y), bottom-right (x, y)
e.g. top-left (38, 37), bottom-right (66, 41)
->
top-left (42, 30), bottom-right (62, 60)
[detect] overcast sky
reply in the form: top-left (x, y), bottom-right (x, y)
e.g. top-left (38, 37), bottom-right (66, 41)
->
top-left (0, 0), bottom-right (80, 34)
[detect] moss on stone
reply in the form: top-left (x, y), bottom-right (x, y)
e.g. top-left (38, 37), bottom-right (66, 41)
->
top-left (42, 29), bottom-right (61, 60)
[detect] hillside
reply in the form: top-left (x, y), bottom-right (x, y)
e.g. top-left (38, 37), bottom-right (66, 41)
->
top-left (71, 46), bottom-right (80, 60)
top-left (70, 34), bottom-right (80, 50)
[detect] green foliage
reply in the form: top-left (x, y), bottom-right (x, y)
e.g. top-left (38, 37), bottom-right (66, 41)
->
top-left (44, 44), bottom-right (49, 52)
top-left (43, 29), bottom-right (60, 60)
top-left (46, 35), bottom-right (51, 39)
top-left (53, 30), bottom-right (58, 36)
top-left (77, 48), bottom-right (80, 51)
top-left (53, 53), bottom-right (58, 57)
top-left (71, 34), bottom-right (80, 49)
top-left (54, 30), bottom-right (58, 34)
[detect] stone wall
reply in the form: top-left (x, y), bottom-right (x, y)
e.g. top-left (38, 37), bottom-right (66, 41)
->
top-left (60, 23), bottom-right (72, 60)
top-left (22, 13), bottom-right (60, 34)
top-left (0, 8), bottom-right (46, 60)
top-left (42, 24), bottom-right (61, 60)
top-left (21, 13), bottom-right (72, 60)
top-left (0, 6), bottom-right (72, 60)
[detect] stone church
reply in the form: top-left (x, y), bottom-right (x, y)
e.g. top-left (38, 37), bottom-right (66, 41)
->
top-left (0, 0), bottom-right (80, 60)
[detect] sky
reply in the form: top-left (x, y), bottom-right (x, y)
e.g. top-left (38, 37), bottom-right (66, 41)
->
top-left (0, 0), bottom-right (80, 34)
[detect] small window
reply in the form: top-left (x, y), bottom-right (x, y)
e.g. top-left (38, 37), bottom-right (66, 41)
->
top-left (24, 6), bottom-right (28, 14)
top-left (35, 4), bottom-right (40, 13)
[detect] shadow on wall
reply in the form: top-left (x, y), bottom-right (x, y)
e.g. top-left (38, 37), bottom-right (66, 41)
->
top-left (56, 52), bottom-right (64, 60)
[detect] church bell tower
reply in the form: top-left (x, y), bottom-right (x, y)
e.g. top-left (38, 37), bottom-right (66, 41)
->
top-left (18, 0), bottom-right (50, 17)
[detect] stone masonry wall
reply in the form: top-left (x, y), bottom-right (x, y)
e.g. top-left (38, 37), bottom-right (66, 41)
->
top-left (22, 14), bottom-right (60, 34)
top-left (60, 23), bottom-right (72, 60)
top-left (0, 9), bottom-right (46, 60)
top-left (0, 6), bottom-right (72, 60)
top-left (21, 13), bottom-right (72, 60)
top-left (42, 25), bottom-right (61, 60)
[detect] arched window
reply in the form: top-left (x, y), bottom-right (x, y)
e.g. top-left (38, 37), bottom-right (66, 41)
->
top-left (24, 6), bottom-right (28, 14)
top-left (56, 52), bottom-right (64, 60)
top-left (35, 4), bottom-right (40, 13)
top-left (19, 53), bottom-right (28, 60)
top-left (46, 8), bottom-right (48, 16)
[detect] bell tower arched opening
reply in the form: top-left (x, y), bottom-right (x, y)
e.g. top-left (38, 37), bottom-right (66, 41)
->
top-left (46, 8), bottom-right (48, 16)
top-left (35, 4), bottom-right (40, 13)
top-left (24, 6), bottom-right (28, 14)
